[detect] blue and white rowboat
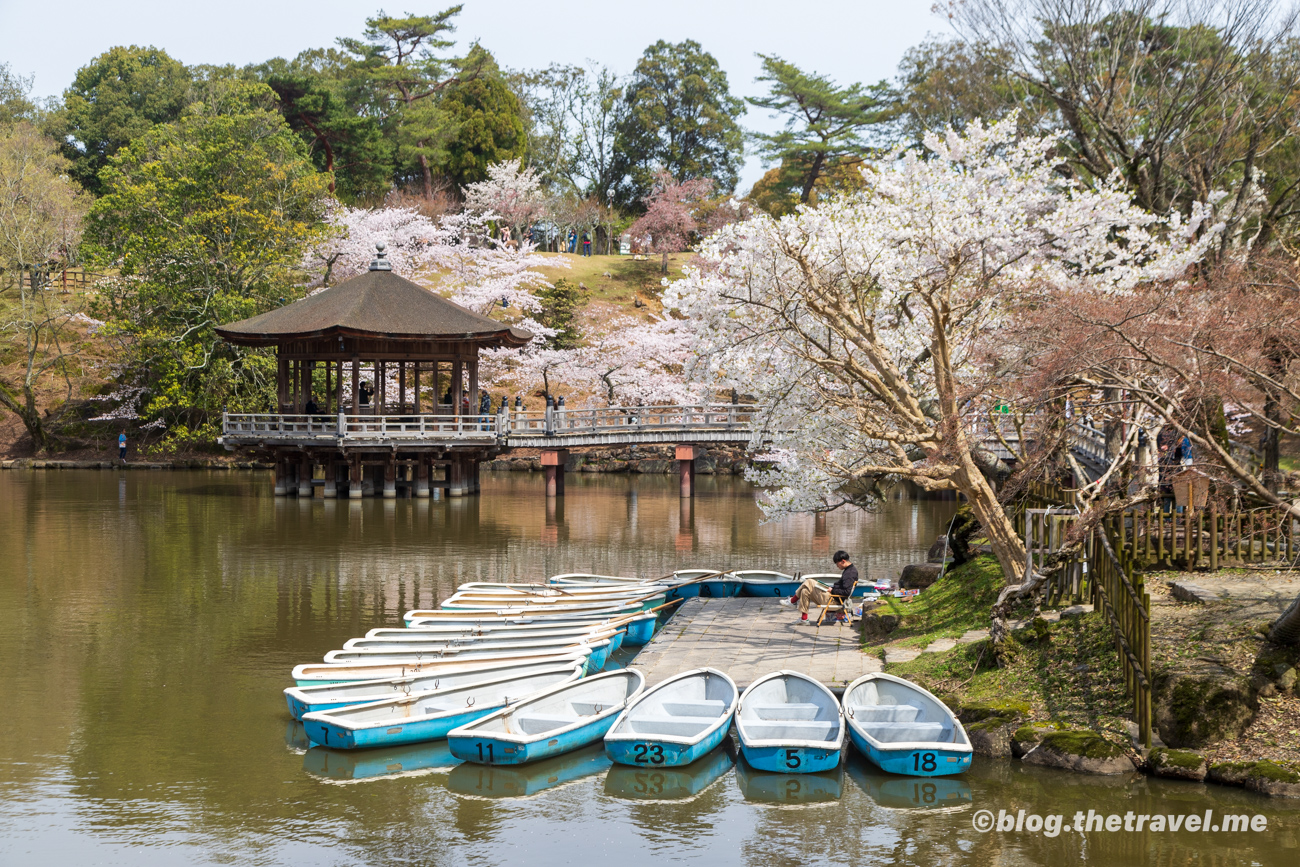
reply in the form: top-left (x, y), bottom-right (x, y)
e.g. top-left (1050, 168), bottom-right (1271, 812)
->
top-left (284, 657), bottom-right (588, 720)
top-left (343, 624), bottom-right (626, 656)
top-left (843, 672), bottom-right (972, 776)
top-left (321, 637), bottom-right (614, 672)
top-left (604, 668), bottom-right (737, 768)
top-left (447, 669), bottom-right (645, 765)
top-left (735, 670), bottom-right (844, 774)
top-left (736, 570), bottom-right (803, 597)
top-left (291, 647), bottom-right (594, 687)
top-left (403, 611), bottom-right (658, 647)
top-left (672, 569), bottom-right (741, 598)
top-left (301, 664), bottom-right (583, 750)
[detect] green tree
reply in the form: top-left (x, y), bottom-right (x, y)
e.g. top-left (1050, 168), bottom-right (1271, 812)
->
top-left (84, 82), bottom-right (331, 447)
top-left (52, 46), bottom-right (192, 195)
top-left (437, 70), bottom-right (526, 187)
top-left (894, 39), bottom-right (1035, 146)
top-left (534, 279), bottom-right (582, 350)
top-left (612, 40), bottom-right (744, 207)
top-left (0, 123), bottom-right (90, 451)
top-left (747, 55), bottom-right (895, 205)
top-left (0, 64), bottom-right (41, 127)
top-left (339, 6), bottom-right (485, 199)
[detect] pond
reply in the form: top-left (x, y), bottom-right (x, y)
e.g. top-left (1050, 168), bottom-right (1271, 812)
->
top-left (0, 469), bottom-right (1294, 865)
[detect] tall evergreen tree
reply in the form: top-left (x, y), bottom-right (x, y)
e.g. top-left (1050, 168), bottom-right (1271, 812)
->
top-left (611, 40), bottom-right (744, 208)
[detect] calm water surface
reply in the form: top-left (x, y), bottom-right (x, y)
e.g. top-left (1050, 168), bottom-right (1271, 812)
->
top-left (0, 470), bottom-right (1294, 866)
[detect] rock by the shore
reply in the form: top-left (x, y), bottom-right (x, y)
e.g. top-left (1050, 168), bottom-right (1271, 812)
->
top-left (1148, 748), bottom-right (1208, 782)
top-left (959, 701), bottom-right (1031, 758)
top-left (858, 612), bottom-right (900, 639)
top-left (925, 536), bottom-right (953, 564)
top-left (900, 563), bottom-right (945, 590)
top-left (1208, 761), bottom-right (1300, 798)
top-left (1011, 723), bottom-right (1060, 758)
top-left (1020, 729), bottom-right (1135, 775)
top-left (1153, 658), bottom-right (1258, 748)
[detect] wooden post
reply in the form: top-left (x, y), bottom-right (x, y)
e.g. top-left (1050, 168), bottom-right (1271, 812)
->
top-left (377, 360), bottom-right (386, 415)
top-left (541, 449), bottom-right (567, 498)
top-left (452, 360), bottom-right (463, 416)
top-left (349, 454), bottom-right (362, 499)
top-left (1210, 505), bottom-right (1218, 571)
top-left (383, 454), bottom-right (397, 499)
top-left (414, 362), bottom-right (421, 414)
top-left (351, 356), bottom-right (360, 415)
top-left (676, 444), bottom-right (698, 498)
top-left (336, 360), bottom-right (343, 411)
top-left (416, 458), bottom-right (430, 498)
top-left (323, 461), bottom-right (337, 498)
top-left (325, 363), bottom-right (332, 414)
top-left (298, 455), bottom-right (313, 497)
top-left (399, 361), bottom-right (406, 412)
top-left (273, 457), bottom-right (287, 496)
top-left (469, 357), bottom-right (479, 417)
top-left (277, 356), bottom-right (289, 411)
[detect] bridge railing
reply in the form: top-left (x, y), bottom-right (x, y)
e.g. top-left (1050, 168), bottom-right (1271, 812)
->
top-left (222, 413), bottom-right (498, 439)
top-left (505, 404), bottom-right (758, 438)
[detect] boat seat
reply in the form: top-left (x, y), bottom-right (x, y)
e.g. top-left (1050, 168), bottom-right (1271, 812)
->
top-left (862, 721), bottom-right (948, 743)
top-left (661, 700), bottom-right (727, 717)
top-left (743, 721), bottom-right (838, 741)
top-left (847, 704), bottom-right (920, 722)
top-left (627, 716), bottom-right (717, 737)
top-left (750, 703), bottom-right (821, 720)
top-left (513, 714), bottom-right (575, 735)
top-left (569, 701), bottom-right (616, 716)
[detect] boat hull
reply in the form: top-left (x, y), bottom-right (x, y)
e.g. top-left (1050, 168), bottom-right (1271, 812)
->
top-left (697, 580), bottom-right (741, 598)
top-left (847, 728), bottom-right (972, 776)
top-left (605, 721), bottom-right (729, 768)
top-left (304, 703), bottom-right (498, 750)
top-left (622, 615), bottom-right (656, 646)
top-left (292, 649), bottom-right (593, 686)
top-left (738, 743), bottom-right (842, 774)
top-left (448, 711), bottom-right (621, 766)
top-left (740, 580), bottom-right (802, 597)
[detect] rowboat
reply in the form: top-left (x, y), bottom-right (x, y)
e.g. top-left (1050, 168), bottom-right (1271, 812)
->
top-left (604, 668), bottom-right (737, 768)
top-left (404, 610), bottom-right (660, 646)
top-left (284, 657), bottom-right (588, 720)
top-left (343, 624), bottom-right (626, 656)
top-left (321, 636), bottom-right (614, 672)
top-left (736, 570), bottom-right (802, 597)
top-left (842, 673), bottom-right (972, 776)
top-left (735, 670), bottom-right (844, 774)
top-left (549, 573), bottom-right (651, 586)
top-left (403, 599), bottom-right (640, 622)
top-left (457, 581), bottom-right (665, 597)
top-left (291, 648), bottom-right (594, 687)
top-left (303, 740), bottom-right (458, 783)
top-left (846, 764), bottom-right (974, 812)
top-left (447, 669), bottom-right (645, 765)
top-left (603, 745), bottom-right (733, 802)
top-left (441, 590), bottom-right (666, 612)
top-left (670, 568), bottom-right (740, 599)
top-left (801, 573), bottom-right (892, 597)
top-left (446, 744), bottom-right (612, 799)
top-left (302, 664), bottom-right (583, 750)
top-left (735, 759), bottom-right (844, 804)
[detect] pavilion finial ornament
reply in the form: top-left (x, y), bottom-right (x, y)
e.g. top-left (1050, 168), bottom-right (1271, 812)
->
top-left (369, 242), bottom-right (392, 272)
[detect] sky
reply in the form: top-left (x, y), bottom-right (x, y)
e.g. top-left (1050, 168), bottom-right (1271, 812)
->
top-left (0, 0), bottom-right (953, 190)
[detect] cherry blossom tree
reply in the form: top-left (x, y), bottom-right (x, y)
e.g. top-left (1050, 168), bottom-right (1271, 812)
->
top-left (462, 158), bottom-right (548, 240)
top-left (666, 117), bottom-right (1219, 641)
top-left (629, 172), bottom-right (714, 273)
top-left (577, 313), bottom-right (701, 405)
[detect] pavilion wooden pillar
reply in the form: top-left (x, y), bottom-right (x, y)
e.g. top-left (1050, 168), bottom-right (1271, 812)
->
top-left (323, 460), bottom-right (338, 498)
top-left (542, 449), bottom-right (567, 498)
top-left (452, 360), bottom-right (463, 416)
top-left (377, 361), bottom-right (386, 414)
top-left (448, 455), bottom-right (464, 497)
top-left (351, 356), bottom-right (359, 414)
top-left (416, 458), bottom-right (430, 497)
top-left (468, 358), bottom-right (479, 415)
top-left (273, 457), bottom-right (287, 496)
top-left (335, 360), bottom-right (343, 411)
top-left (676, 445), bottom-right (698, 499)
top-left (277, 357), bottom-right (289, 411)
top-left (298, 454), bottom-right (313, 497)
top-left (413, 362), bottom-right (422, 413)
top-left (383, 454), bottom-right (397, 499)
top-left (349, 454), bottom-right (362, 499)
top-left (399, 362), bottom-right (407, 413)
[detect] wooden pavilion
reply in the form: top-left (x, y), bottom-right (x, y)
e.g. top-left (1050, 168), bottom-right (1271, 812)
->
top-left (216, 244), bottom-right (531, 499)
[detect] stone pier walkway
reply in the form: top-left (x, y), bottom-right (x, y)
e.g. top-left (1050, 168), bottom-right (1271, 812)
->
top-left (630, 597), bottom-right (882, 693)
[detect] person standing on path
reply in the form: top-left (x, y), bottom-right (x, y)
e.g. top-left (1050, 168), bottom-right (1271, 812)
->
top-left (118, 430), bottom-right (127, 462)
top-left (790, 551), bottom-right (858, 622)
top-left (581, 232), bottom-right (592, 257)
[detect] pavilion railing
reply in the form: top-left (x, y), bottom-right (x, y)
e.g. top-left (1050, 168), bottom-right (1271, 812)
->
top-left (505, 404), bottom-right (758, 437)
top-left (222, 413), bottom-right (499, 439)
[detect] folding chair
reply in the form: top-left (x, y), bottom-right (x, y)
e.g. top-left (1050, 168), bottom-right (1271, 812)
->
top-left (816, 577), bottom-right (859, 626)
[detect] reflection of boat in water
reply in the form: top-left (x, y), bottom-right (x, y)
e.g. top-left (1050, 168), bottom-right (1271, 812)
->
top-left (604, 747), bottom-right (733, 802)
top-left (734, 758), bottom-right (843, 805)
top-left (302, 740), bottom-right (458, 783)
top-left (847, 763), bottom-right (973, 812)
top-left (446, 744), bottom-right (611, 799)
top-left (285, 720), bottom-right (310, 753)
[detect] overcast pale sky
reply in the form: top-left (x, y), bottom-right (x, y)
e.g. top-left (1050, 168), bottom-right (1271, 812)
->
top-left (0, 0), bottom-right (952, 190)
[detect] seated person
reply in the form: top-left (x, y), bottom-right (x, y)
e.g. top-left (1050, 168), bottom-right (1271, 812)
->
top-left (304, 397), bottom-right (319, 415)
top-left (790, 550), bottom-right (858, 623)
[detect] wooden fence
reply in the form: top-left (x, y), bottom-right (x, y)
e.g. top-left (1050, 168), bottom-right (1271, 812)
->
top-left (1123, 506), bottom-right (1297, 570)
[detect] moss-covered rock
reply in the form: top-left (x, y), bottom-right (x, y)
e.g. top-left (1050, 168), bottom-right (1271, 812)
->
top-left (1148, 748), bottom-right (1208, 782)
top-left (1207, 761), bottom-right (1300, 798)
top-left (1153, 658), bottom-right (1258, 748)
top-left (959, 700), bottom-right (1032, 724)
top-left (1208, 761), bottom-right (1255, 788)
top-left (1011, 721), bottom-right (1063, 759)
top-left (1021, 729), bottom-right (1134, 775)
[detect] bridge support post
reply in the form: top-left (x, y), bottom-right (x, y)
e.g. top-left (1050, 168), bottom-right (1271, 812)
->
top-left (676, 445), bottom-right (698, 498)
top-left (348, 455), bottom-right (362, 500)
top-left (323, 461), bottom-right (337, 498)
top-left (383, 455), bottom-right (397, 499)
top-left (468, 457), bottom-right (480, 494)
top-left (415, 459), bottom-right (430, 498)
top-left (542, 449), bottom-right (567, 498)
top-left (298, 455), bottom-right (314, 498)
top-left (449, 455), bottom-right (465, 497)
top-left (273, 458), bottom-right (287, 496)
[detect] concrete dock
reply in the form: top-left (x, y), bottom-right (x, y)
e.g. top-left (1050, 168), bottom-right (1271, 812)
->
top-left (630, 597), bottom-right (883, 693)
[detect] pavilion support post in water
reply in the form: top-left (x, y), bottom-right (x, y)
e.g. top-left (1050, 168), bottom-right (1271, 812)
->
top-left (383, 454), bottom-right (397, 499)
top-left (448, 455), bottom-right (465, 497)
top-left (542, 449), bottom-right (567, 498)
top-left (323, 460), bottom-right (338, 499)
top-left (349, 455), bottom-right (362, 500)
top-left (298, 455), bottom-right (313, 498)
top-left (676, 445), bottom-right (698, 499)
top-left (416, 458), bottom-right (430, 497)
top-left (274, 458), bottom-right (287, 496)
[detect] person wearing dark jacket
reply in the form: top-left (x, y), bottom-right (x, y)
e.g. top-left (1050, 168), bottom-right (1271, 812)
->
top-left (790, 551), bottom-right (859, 623)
